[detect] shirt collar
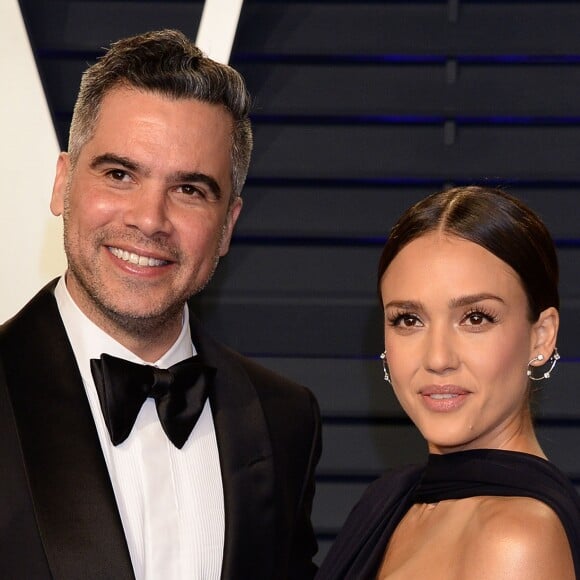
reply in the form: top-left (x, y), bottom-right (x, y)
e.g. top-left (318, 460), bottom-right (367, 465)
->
top-left (54, 275), bottom-right (195, 368)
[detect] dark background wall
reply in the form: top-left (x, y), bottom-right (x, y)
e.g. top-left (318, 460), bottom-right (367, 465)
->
top-left (20, 0), bottom-right (580, 562)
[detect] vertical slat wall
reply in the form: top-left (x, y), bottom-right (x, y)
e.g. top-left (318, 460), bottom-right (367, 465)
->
top-left (20, 0), bottom-right (580, 563)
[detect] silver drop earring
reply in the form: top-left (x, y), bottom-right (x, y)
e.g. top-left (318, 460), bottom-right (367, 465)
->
top-left (527, 348), bottom-right (560, 381)
top-left (380, 351), bottom-right (391, 384)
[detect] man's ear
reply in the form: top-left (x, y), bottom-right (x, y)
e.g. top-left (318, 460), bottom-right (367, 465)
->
top-left (529, 306), bottom-right (559, 363)
top-left (219, 196), bottom-right (243, 256)
top-left (50, 152), bottom-right (70, 217)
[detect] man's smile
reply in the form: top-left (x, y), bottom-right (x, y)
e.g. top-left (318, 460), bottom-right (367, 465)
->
top-left (107, 246), bottom-right (169, 267)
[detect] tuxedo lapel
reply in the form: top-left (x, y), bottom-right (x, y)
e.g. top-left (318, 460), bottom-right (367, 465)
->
top-left (189, 316), bottom-right (277, 580)
top-left (0, 282), bottom-right (135, 579)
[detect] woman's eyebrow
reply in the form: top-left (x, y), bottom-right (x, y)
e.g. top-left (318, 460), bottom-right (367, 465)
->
top-left (449, 293), bottom-right (505, 308)
top-left (384, 300), bottom-right (424, 311)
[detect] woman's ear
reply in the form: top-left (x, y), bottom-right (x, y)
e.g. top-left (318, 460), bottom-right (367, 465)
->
top-left (530, 307), bottom-right (559, 361)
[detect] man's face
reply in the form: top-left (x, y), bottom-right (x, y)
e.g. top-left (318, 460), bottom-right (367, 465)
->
top-left (51, 87), bottom-right (242, 338)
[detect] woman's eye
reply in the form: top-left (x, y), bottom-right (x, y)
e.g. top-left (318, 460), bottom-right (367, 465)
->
top-left (468, 313), bottom-right (485, 325)
top-left (463, 311), bottom-right (495, 326)
top-left (390, 314), bottom-right (421, 328)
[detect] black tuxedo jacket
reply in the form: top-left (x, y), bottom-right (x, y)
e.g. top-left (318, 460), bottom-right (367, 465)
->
top-left (0, 281), bottom-right (321, 579)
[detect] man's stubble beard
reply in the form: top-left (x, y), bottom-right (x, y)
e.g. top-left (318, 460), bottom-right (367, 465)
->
top-left (61, 189), bottom-right (226, 339)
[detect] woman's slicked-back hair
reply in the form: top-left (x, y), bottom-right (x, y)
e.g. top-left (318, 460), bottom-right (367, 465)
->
top-left (378, 186), bottom-right (559, 321)
top-left (68, 29), bottom-right (253, 199)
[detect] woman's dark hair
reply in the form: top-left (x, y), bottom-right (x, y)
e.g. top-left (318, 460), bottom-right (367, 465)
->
top-left (378, 186), bottom-right (559, 321)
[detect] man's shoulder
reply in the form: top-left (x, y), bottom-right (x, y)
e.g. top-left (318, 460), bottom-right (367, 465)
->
top-left (1, 280), bottom-right (59, 339)
top-left (231, 349), bottom-right (313, 397)
top-left (219, 345), bottom-right (319, 423)
top-left (189, 315), bottom-right (315, 403)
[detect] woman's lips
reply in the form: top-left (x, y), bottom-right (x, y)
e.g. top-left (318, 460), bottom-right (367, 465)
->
top-left (420, 385), bottom-right (470, 412)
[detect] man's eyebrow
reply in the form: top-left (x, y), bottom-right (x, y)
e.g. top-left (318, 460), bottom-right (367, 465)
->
top-left (449, 293), bottom-right (505, 308)
top-left (89, 153), bottom-right (142, 173)
top-left (171, 171), bottom-right (222, 198)
top-left (88, 156), bottom-right (222, 197)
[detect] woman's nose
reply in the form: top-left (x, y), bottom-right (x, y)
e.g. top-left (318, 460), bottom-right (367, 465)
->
top-left (423, 324), bottom-right (459, 375)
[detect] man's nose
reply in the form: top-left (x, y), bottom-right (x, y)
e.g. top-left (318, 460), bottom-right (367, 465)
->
top-left (123, 185), bottom-right (172, 237)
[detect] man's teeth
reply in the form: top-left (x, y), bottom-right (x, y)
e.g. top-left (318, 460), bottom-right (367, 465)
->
top-left (108, 247), bottom-right (166, 267)
top-left (430, 394), bottom-right (458, 399)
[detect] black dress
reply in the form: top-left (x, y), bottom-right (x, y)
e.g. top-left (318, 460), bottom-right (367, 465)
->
top-left (316, 449), bottom-right (580, 579)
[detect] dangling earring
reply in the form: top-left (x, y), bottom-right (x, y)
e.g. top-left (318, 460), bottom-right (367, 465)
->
top-left (380, 351), bottom-right (391, 384)
top-left (527, 348), bottom-right (560, 381)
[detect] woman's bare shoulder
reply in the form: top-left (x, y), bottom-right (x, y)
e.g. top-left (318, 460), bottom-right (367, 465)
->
top-left (464, 496), bottom-right (574, 580)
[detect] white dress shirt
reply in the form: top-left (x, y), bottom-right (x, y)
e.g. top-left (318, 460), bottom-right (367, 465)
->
top-left (54, 277), bottom-right (224, 580)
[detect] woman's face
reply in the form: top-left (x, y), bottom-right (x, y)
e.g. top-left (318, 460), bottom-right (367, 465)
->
top-left (380, 232), bottom-right (547, 454)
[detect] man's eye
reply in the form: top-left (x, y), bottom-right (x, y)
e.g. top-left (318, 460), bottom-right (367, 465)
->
top-left (178, 184), bottom-right (202, 196)
top-left (108, 169), bottom-right (129, 181)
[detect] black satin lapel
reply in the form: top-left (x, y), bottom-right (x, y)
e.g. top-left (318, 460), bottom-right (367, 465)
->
top-left (210, 367), bottom-right (277, 580)
top-left (0, 282), bottom-right (135, 580)
top-left (189, 318), bottom-right (276, 580)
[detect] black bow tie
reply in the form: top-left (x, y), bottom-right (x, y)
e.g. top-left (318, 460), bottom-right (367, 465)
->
top-left (90, 353), bottom-right (213, 449)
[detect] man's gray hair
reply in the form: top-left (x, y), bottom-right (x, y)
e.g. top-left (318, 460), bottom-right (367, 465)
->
top-left (68, 29), bottom-right (253, 199)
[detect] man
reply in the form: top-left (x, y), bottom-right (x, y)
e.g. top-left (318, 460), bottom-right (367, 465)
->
top-left (0, 30), bottom-right (320, 579)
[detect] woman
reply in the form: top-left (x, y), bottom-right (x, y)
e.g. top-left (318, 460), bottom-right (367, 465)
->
top-left (317, 186), bottom-right (580, 579)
